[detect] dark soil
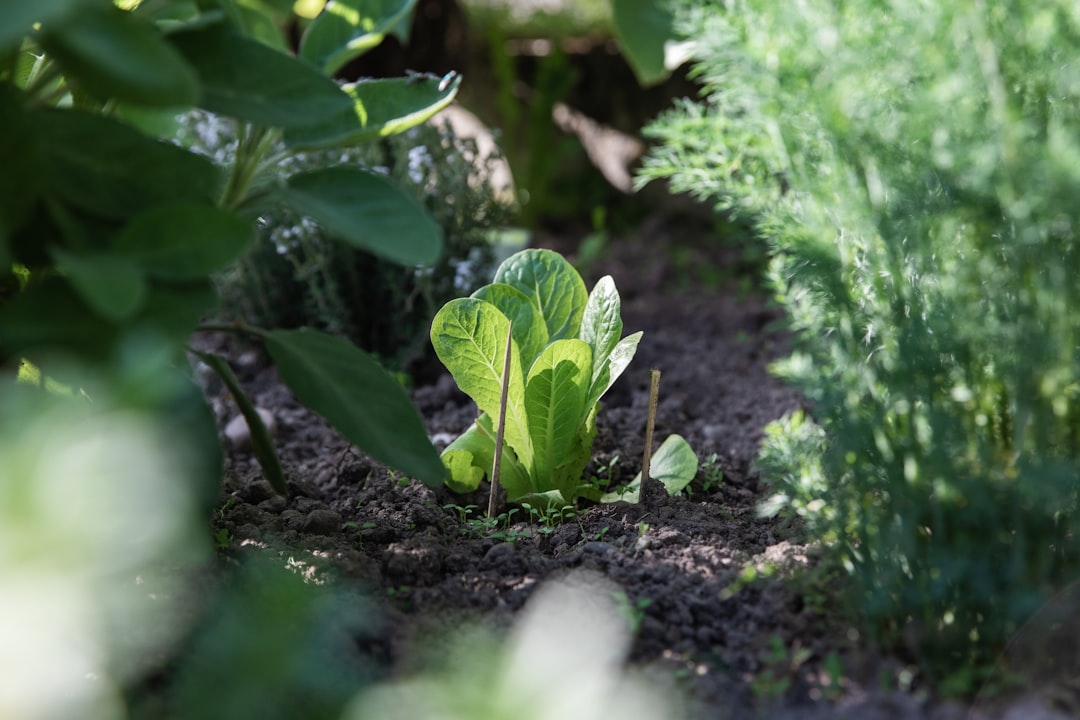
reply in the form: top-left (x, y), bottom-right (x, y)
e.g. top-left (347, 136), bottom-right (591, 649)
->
top-left (198, 214), bottom-right (1056, 720)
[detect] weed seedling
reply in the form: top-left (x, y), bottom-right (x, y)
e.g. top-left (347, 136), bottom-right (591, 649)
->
top-left (612, 591), bottom-right (653, 634)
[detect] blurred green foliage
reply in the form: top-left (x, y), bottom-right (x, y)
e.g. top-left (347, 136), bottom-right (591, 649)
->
top-left (643, 0), bottom-right (1080, 684)
top-left (189, 114), bottom-right (510, 375)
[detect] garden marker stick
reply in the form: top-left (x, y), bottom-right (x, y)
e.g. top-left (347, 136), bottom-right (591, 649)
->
top-left (641, 369), bottom-right (661, 506)
top-left (489, 321), bottom-right (513, 519)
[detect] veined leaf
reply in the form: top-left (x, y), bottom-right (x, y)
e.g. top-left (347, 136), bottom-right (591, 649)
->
top-left (494, 248), bottom-right (587, 342)
top-left (283, 74), bottom-right (461, 150)
top-left (39, 3), bottom-right (198, 107)
top-left (263, 328), bottom-right (445, 485)
top-left (601, 434), bottom-right (699, 503)
top-left (112, 203), bottom-right (253, 280)
top-left (471, 283), bottom-right (549, 371)
top-left (430, 298), bottom-right (533, 470)
top-left (586, 331), bottom-right (642, 411)
top-left (299, 0), bottom-right (417, 75)
top-left (580, 275), bottom-right (624, 385)
top-left (169, 22), bottom-right (354, 129)
top-left (278, 167), bottom-right (442, 266)
top-left (525, 339), bottom-right (591, 487)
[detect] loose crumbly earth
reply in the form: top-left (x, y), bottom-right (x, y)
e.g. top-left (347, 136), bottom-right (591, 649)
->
top-left (198, 214), bottom-right (1064, 720)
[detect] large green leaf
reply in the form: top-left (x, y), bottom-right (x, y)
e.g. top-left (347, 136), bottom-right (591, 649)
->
top-left (283, 74), bottom-right (461, 150)
top-left (168, 22), bottom-right (353, 128)
top-left (112, 204), bottom-right (253, 280)
top-left (0, 85), bottom-right (43, 240)
top-left (39, 3), bottom-right (198, 107)
top-left (299, 0), bottom-right (417, 75)
top-left (278, 166), bottom-right (442, 266)
top-left (525, 339), bottom-right (591, 488)
top-left (611, 0), bottom-right (675, 87)
top-left (471, 283), bottom-right (549, 372)
top-left (0, 0), bottom-right (77, 53)
top-left (194, 350), bottom-right (288, 496)
top-left (430, 298), bottom-right (533, 470)
top-left (263, 328), bottom-right (445, 485)
top-left (585, 331), bottom-right (642, 411)
top-left (493, 248), bottom-right (587, 342)
top-left (35, 109), bottom-right (221, 219)
top-left (601, 434), bottom-right (699, 503)
top-left (51, 247), bottom-right (147, 322)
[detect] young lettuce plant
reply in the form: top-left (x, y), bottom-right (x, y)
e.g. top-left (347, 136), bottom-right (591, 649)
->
top-left (432, 248), bottom-right (649, 506)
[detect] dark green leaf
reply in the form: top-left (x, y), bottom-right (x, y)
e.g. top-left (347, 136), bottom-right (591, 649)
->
top-left (0, 276), bottom-right (115, 360)
top-left (169, 22), bottom-right (354, 128)
top-left (230, 2), bottom-right (289, 50)
top-left (113, 204), bottom-right (253, 280)
top-left (0, 85), bottom-right (43, 240)
top-left (263, 328), bottom-right (445, 486)
top-left (35, 108), bottom-right (222, 220)
top-left (194, 350), bottom-right (288, 495)
top-left (283, 74), bottom-right (461, 149)
top-left (299, 0), bottom-right (417, 75)
top-left (279, 167), bottom-right (442, 266)
top-left (40, 3), bottom-right (198, 107)
top-left (51, 247), bottom-right (147, 322)
top-left (611, 0), bottom-right (675, 87)
top-left (0, 0), bottom-right (77, 53)
top-left (134, 280), bottom-right (219, 343)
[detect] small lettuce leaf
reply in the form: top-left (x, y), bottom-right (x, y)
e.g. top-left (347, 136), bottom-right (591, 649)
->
top-left (471, 282), bottom-right (549, 371)
top-left (600, 434), bottom-right (699, 503)
top-left (441, 414), bottom-right (530, 498)
top-left (430, 298), bottom-right (533, 470)
top-left (580, 275), bottom-right (623, 372)
top-left (586, 331), bottom-right (643, 411)
top-left (525, 339), bottom-right (592, 488)
top-left (494, 248), bottom-right (587, 342)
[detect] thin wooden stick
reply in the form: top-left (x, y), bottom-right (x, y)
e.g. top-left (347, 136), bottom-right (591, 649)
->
top-left (489, 320), bottom-right (513, 519)
top-left (641, 369), bottom-right (661, 504)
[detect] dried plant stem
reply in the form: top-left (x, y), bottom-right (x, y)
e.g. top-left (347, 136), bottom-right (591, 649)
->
top-left (641, 369), bottom-right (661, 504)
top-left (489, 321), bottom-right (513, 518)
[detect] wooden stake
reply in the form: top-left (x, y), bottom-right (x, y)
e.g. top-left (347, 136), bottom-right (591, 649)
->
top-left (489, 321), bottom-right (513, 519)
top-left (641, 369), bottom-right (661, 505)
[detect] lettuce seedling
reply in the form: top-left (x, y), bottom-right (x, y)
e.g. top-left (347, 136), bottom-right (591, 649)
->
top-left (431, 249), bottom-right (642, 506)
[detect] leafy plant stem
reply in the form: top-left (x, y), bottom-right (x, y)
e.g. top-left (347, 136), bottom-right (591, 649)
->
top-left (221, 123), bottom-right (275, 210)
top-left (489, 321), bottom-right (513, 519)
top-left (23, 56), bottom-right (62, 102)
top-left (641, 368), bottom-right (660, 505)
